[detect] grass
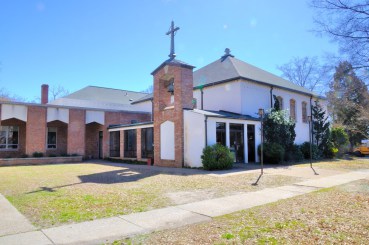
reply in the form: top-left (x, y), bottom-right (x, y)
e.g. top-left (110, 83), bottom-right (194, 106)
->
top-left (122, 179), bottom-right (369, 244)
top-left (298, 157), bottom-right (369, 170)
top-left (0, 162), bottom-right (300, 228)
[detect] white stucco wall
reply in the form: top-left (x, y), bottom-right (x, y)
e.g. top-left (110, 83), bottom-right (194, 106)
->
top-left (193, 80), bottom-right (242, 113)
top-left (131, 100), bottom-right (152, 113)
top-left (160, 120), bottom-right (175, 160)
top-left (240, 81), bottom-right (271, 117)
top-left (272, 87), bottom-right (312, 144)
top-left (86, 110), bottom-right (105, 125)
top-left (1, 104), bottom-right (28, 122)
top-left (193, 79), bottom-right (323, 145)
top-left (47, 107), bottom-right (69, 124)
top-left (184, 110), bottom-right (205, 168)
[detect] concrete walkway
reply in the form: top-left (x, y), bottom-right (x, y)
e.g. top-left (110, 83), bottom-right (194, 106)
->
top-left (0, 194), bottom-right (36, 237)
top-left (0, 170), bottom-right (368, 245)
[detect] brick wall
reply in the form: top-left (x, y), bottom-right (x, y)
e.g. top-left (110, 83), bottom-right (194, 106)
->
top-left (153, 64), bottom-right (194, 168)
top-left (68, 109), bottom-right (86, 156)
top-left (26, 106), bottom-right (47, 155)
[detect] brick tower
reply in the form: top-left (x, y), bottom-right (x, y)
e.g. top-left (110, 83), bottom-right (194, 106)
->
top-left (152, 21), bottom-right (195, 167)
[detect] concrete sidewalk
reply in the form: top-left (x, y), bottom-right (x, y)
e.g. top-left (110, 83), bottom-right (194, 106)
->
top-left (0, 194), bottom-right (36, 237)
top-left (0, 170), bottom-right (368, 245)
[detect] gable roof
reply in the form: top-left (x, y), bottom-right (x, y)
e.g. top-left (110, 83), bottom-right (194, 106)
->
top-left (193, 55), bottom-right (316, 96)
top-left (63, 86), bottom-right (148, 104)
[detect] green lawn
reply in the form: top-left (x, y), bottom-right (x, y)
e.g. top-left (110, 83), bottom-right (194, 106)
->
top-left (0, 162), bottom-right (300, 228)
top-left (122, 179), bottom-right (369, 244)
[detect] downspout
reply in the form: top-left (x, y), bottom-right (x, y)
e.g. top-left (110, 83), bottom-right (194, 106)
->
top-left (270, 86), bottom-right (274, 108)
top-left (150, 98), bottom-right (154, 122)
top-left (204, 115), bottom-right (208, 147)
top-left (201, 87), bottom-right (204, 110)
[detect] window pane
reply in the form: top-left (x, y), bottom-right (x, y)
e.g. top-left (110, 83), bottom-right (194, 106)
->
top-left (216, 122), bottom-right (226, 146)
top-left (47, 127), bottom-right (57, 148)
top-left (0, 130), bottom-right (6, 145)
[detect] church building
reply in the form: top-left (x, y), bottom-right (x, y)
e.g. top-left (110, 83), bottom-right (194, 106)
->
top-left (0, 22), bottom-right (322, 168)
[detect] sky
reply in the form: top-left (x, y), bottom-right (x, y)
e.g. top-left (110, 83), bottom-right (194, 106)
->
top-left (0, 0), bottom-right (338, 101)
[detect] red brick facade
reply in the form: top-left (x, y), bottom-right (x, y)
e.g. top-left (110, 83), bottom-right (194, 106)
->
top-left (67, 109), bottom-right (86, 155)
top-left (26, 106), bottom-right (47, 155)
top-left (153, 63), bottom-right (194, 167)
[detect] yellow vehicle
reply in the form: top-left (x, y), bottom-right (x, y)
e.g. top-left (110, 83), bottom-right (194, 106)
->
top-left (353, 140), bottom-right (369, 157)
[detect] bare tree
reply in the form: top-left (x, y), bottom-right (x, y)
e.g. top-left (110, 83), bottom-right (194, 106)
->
top-left (277, 56), bottom-right (332, 93)
top-left (49, 85), bottom-right (69, 101)
top-left (141, 84), bottom-right (153, 93)
top-left (0, 88), bottom-right (11, 102)
top-left (0, 87), bottom-right (25, 102)
top-left (311, 0), bottom-right (369, 71)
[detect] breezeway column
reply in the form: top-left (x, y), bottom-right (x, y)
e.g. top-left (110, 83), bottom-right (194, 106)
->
top-left (120, 130), bottom-right (124, 159)
top-left (243, 123), bottom-right (248, 163)
top-left (26, 106), bottom-right (47, 155)
top-left (67, 109), bottom-right (86, 156)
top-left (225, 122), bottom-right (230, 148)
top-left (136, 128), bottom-right (142, 160)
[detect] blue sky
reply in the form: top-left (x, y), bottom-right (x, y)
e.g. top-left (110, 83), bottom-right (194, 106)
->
top-left (0, 0), bottom-right (338, 101)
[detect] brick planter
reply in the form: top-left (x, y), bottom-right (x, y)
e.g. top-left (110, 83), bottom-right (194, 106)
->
top-left (0, 156), bottom-right (83, 166)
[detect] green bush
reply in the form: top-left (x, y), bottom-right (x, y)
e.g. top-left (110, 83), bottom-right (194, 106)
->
top-left (330, 127), bottom-right (349, 155)
top-left (48, 154), bottom-right (57, 157)
top-left (201, 144), bottom-right (233, 170)
top-left (258, 143), bottom-right (285, 164)
top-left (32, 152), bottom-right (44, 158)
top-left (300, 142), bottom-right (320, 160)
top-left (285, 144), bottom-right (304, 162)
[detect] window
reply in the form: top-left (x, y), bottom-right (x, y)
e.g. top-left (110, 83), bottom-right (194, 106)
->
top-left (141, 128), bottom-right (154, 158)
top-left (109, 131), bottom-right (120, 157)
top-left (302, 102), bottom-right (308, 123)
top-left (47, 127), bottom-right (57, 149)
top-left (216, 122), bottom-right (226, 146)
top-left (0, 126), bottom-right (19, 149)
top-left (290, 99), bottom-right (296, 121)
top-left (124, 129), bottom-right (137, 158)
top-left (277, 96), bottom-right (283, 109)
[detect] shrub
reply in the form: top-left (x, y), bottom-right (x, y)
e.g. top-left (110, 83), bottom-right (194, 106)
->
top-left (32, 152), bottom-right (44, 158)
top-left (258, 143), bottom-right (285, 164)
top-left (20, 154), bottom-right (29, 158)
top-left (330, 127), bottom-right (349, 155)
top-left (48, 154), bottom-right (57, 157)
top-left (285, 144), bottom-right (304, 162)
top-left (300, 142), bottom-right (320, 160)
top-left (201, 144), bottom-right (233, 170)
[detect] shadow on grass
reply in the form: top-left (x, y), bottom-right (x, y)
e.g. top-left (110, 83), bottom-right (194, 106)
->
top-left (26, 167), bottom-right (161, 194)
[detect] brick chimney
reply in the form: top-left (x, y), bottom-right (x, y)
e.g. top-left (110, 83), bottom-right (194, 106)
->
top-left (41, 84), bottom-right (49, 104)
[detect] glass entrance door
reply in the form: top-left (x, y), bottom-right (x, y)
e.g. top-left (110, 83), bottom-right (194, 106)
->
top-left (230, 124), bottom-right (244, 162)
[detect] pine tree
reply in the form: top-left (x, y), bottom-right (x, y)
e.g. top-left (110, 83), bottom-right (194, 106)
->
top-left (327, 61), bottom-right (369, 148)
top-left (312, 101), bottom-right (331, 157)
